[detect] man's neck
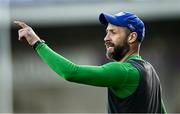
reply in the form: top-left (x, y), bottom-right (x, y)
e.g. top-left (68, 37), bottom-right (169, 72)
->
top-left (119, 50), bottom-right (139, 62)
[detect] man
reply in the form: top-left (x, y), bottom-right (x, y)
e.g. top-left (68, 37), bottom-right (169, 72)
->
top-left (14, 11), bottom-right (166, 113)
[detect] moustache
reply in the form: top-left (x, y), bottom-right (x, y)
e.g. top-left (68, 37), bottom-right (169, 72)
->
top-left (105, 41), bottom-right (114, 48)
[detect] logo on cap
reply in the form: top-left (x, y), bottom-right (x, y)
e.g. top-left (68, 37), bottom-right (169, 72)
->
top-left (115, 12), bottom-right (125, 16)
top-left (128, 24), bottom-right (135, 31)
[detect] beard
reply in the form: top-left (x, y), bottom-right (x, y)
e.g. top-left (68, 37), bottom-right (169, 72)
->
top-left (106, 39), bottom-right (130, 61)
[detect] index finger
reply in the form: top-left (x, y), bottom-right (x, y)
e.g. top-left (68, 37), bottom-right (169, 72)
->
top-left (14, 21), bottom-right (29, 28)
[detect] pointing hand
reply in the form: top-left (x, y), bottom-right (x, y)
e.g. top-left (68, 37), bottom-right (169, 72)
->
top-left (14, 21), bottom-right (40, 46)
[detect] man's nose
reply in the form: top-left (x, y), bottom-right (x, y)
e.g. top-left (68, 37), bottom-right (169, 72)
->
top-left (104, 34), bottom-right (111, 42)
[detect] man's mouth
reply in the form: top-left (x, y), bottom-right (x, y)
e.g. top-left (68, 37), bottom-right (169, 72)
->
top-left (105, 42), bottom-right (114, 49)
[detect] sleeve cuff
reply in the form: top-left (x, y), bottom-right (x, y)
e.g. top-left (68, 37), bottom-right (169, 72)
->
top-left (33, 40), bottom-right (46, 51)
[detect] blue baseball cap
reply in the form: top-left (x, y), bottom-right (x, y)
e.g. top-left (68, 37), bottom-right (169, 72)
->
top-left (99, 12), bottom-right (145, 42)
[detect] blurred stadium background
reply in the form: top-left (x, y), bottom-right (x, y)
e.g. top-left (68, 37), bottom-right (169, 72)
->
top-left (0, 0), bottom-right (180, 113)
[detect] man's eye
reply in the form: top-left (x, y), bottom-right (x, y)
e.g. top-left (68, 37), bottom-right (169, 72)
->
top-left (111, 31), bottom-right (116, 34)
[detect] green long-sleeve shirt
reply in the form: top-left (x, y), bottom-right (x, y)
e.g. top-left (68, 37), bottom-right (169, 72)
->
top-left (35, 43), bottom-right (166, 113)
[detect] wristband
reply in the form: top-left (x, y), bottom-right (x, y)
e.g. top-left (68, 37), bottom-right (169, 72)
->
top-left (33, 39), bottom-right (45, 50)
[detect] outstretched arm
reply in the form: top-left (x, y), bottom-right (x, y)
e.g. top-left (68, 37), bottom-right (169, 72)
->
top-left (36, 43), bottom-right (139, 88)
top-left (14, 21), bottom-right (139, 89)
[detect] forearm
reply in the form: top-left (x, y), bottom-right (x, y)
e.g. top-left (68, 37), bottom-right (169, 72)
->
top-left (36, 43), bottom-right (78, 80)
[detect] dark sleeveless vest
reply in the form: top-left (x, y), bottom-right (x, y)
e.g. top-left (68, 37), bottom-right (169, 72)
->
top-left (108, 59), bottom-right (162, 113)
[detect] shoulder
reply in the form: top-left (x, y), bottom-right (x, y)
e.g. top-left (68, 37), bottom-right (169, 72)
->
top-left (102, 61), bottom-right (140, 77)
top-left (104, 61), bottom-right (139, 69)
top-left (103, 61), bottom-right (136, 68)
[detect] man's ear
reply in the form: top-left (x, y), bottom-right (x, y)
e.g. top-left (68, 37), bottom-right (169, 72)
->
top-left (128, 32), bottom-right (138, 44)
